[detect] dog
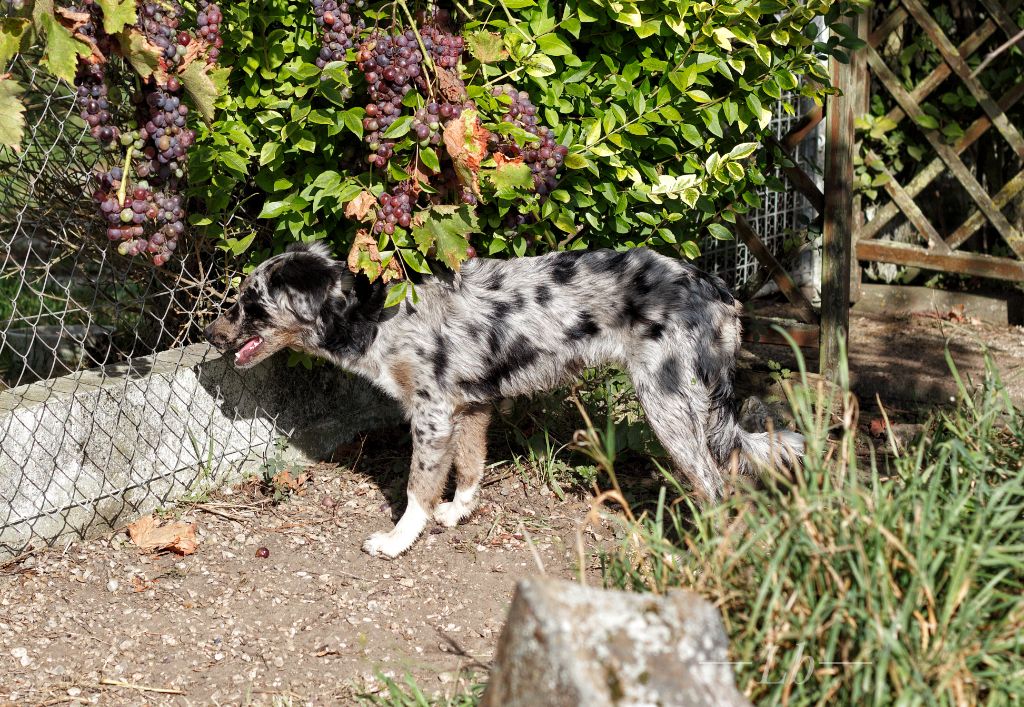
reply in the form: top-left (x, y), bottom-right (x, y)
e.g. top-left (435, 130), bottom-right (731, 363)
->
top-left (204, 242), bottom-right (803, 558)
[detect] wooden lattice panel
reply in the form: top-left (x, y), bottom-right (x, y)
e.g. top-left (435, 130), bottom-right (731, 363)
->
top-left (855, 0), bottom-right (1024, 281)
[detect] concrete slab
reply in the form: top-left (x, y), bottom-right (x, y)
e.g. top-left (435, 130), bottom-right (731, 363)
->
top-left (0, 344), bottom-right (401, 560)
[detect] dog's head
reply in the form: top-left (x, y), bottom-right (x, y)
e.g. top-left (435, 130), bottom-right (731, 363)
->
top-left (204, 242), bottom-right (354, 368)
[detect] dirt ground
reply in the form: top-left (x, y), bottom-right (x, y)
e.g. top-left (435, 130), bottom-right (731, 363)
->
top-left (0, 451), bottom-right (621, 706)
top-left (3, 310), bottom-right (1023, 706)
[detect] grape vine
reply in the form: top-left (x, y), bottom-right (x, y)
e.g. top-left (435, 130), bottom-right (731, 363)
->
top-left (312, 2), bottom-right (566, 283)
top-left (64, 0), bottom-right (221, 266)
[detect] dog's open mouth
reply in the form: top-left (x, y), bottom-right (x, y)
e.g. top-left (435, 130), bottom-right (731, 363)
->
top-left (234, 336), bottom-right (264, 366)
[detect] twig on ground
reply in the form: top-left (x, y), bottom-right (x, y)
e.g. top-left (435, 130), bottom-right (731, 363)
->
top-left (95, 679), bottom-right (184, 695)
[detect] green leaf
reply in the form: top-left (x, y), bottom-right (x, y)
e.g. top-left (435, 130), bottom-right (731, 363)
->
top-left (0, 78), bottom-right (26, 149)
top-left (536, 33), bottom-right (573, 57)
top-left (342, 108), bottom-right (364, 138)
top-left (707, 222), bottom-right (732, 240)
top-left (97, 0), bottom-right (136, 34)
top-left (384, 280), bottom-right (410, 308)
top-left (526, 53), bottom-right (557, 77)
top-left (681, 240), bottom-right (701, 259)
top-left (260, 142), bottom-right (283, 166)
top-left (489, 159), bottom-right (533, 192)
top-left (382, 115), bottom-right (413, 139)
top-left (914, 114), bottom-right (939, 130)
top-left (680, 123), bottom-right (703, 147)
top-left (180, 60), bottom-right (220, 122)
top-left (420, 146), bottom-right (441, 173)
top-left (0, 18), bottom-right (30, 69)
top-left (39, 13), bottom-right (91, 83)
top-left (728, 142), bottom-right (759, 160)
top-left (412, 205), bottom-right (479, 270)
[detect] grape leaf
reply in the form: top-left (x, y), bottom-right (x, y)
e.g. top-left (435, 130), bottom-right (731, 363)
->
top-left (442, 109), bottom-right (490, 198)
top-left (39, 13), bottom-right (91, 83)
top-left (118, 29), bottom-right (164, 81)
top-left (0, 78), bottom-right (26, 150)
top-left (0, 18), bottom-right (30, 69)
top-left (412, 205), bottom-right (479, 271)
top-left (180, 60), bottom-right (220, 122)
top-left (97, 0), bottom-right (137, 35)
top-left (488, 154), bottom-right (532, 194)
top-left (466, 30), bottom-right (508, 64)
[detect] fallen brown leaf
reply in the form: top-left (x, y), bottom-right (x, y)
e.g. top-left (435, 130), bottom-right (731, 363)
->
top-left (126, 516), bottom-right (199, 555)
top-left (344, 190), bottom-right (377, 221)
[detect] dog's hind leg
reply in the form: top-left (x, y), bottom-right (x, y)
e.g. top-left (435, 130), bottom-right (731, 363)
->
top-left (628, 356), bottom-right (725, 503)
top-left (435, 404), bottom-right (491, 527)
top-left (363, 405), bottom-right (455, 558)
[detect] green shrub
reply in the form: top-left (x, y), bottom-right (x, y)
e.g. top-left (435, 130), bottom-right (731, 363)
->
top-left (191, 0), bottom-right (867, 283)
top-left (600, 348), bottom-right (1024, 704)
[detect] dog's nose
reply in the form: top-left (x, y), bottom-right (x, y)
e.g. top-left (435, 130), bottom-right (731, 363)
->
top-left (204, 323), bottom-right (226, 349)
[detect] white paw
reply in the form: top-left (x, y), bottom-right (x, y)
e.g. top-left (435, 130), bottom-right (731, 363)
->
top-left (362, 530), bottom-right (410, 559)
top-left (434, 501), bottom-right (470, 528)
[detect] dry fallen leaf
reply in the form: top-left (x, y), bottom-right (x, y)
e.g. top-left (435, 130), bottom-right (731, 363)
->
top-left (443, 110), bottom-right (490, 198)
top-left (272, 470), bottom-right (309, 494)
top-left (126, 515), bottom-right (199, 555)
top-left (344, 190), bottom-right (377, 221)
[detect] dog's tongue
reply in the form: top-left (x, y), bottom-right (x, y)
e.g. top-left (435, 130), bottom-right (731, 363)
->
top-left (235, 336), bottom-right (263, 365)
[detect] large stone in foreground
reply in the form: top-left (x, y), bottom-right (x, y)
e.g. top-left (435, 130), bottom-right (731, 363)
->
top-left (482, 578), bottom-right (751, 707)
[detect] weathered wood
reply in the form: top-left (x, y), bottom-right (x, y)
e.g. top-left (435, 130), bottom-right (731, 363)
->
top-left (733, 214), bottom-right (818, 324)
top-left (740, 315), bottom-right (819, 349)
top-left (857, 80), bottom-right (1024, 242)
top-left (979, 0), bottom-right (1023, 41)
top-left (821, 15), bottom-right (857, 382)
top-left (856, 239), bottom-right (1024, 281)
top-left (866, 150), bottom-right (951, 253)
top-left (902, 0), bottom-right (1024, 159)
top-left (780, 104), bottom-right (824, 152)
top-left (852, 283), bottom-right (1010, 325)
top-left (867, 47), bottom-right (1024, 258)
top-left (766, 136), bottom-right (825, 213)
top-left (946, 167), bottom-right (1024, 249)
top-left (869, 6), bottom-right (909, 46)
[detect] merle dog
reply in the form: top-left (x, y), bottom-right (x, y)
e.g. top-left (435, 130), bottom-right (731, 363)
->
top-left (204, 243), bottom-right (802, 558)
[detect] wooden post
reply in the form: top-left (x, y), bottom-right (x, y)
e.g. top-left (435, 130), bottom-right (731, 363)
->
top-left (820, 14), bottom-right (858, 383)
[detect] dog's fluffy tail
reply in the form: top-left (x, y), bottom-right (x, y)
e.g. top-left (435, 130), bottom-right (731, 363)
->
top-left (735, 428), bottom-right (804, 474)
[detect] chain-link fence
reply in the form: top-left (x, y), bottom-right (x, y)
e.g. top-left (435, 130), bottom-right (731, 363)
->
top-left (0, 47), bottom-right (822, 560)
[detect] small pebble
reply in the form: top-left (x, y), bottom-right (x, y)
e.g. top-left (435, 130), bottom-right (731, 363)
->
top-left (106, 579), bottom-right (119, 593)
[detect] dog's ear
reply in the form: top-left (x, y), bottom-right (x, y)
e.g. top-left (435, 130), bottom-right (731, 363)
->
top-left (269, 253), bottom-right (341, 322)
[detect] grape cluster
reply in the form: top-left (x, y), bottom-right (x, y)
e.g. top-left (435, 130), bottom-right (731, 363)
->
top-left (420, 24), bottom-right (463, 71)
top-left (411, 103), bottom-right (442, 147)
top-left (138, 2), bottom-right (185, 65)
top-left (491, 84), bottom-right (567, 197)
top-left (197, 1), bottom-right (224, 64)
top-left (357, 31), bottom-right (423, 167)
top-left (311, 0), bottom-right (364, 68)
top-left (372, 182), bottom-right (416, 235)
top-left (75, 62), bottom-right (118, 147)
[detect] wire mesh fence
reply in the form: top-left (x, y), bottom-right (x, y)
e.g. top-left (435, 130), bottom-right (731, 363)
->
top-left (0, 47), bottom-right (822, 559)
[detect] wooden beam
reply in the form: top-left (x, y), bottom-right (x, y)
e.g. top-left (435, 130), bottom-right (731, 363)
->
top-left (741, 315), bottom-right (819, 349)
top-left (865, 150), bottom-right (950, 252)
top-left (780, 105), bottom-right (824, 152)
top-left (856, 240), bottom-right (1024, 281)
top-left (946, 167), bottom-right (1024, 248)
top-left (767, 136), bottom-right (825, 213)
top-left (733, 214), bottom-right (818, 325)
top-left (820, 16), bottom-right (858, 383)
top-left (979, 0), bottom-right (1023, 40)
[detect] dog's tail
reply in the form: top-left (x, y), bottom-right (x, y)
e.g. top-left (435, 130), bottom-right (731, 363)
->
top-left (706, 384), bottom-right (804, 478)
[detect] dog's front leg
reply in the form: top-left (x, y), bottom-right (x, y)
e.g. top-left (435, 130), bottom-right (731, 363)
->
top-left (363, 408), bottom-right (454, 559)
